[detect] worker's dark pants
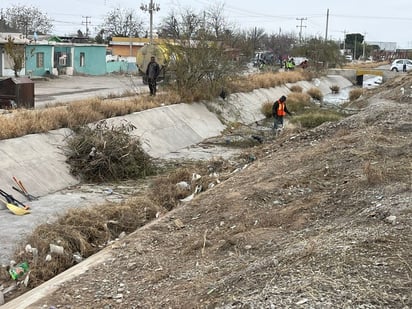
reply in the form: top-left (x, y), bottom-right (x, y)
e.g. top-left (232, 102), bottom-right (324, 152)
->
top-left (148, 78), bottom-right (157, 95)
top-left (273, 115), bottom-right (284, 130)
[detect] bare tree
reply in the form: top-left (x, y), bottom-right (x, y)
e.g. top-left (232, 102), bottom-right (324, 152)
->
top-left (204, 2), bottom-right (229, 39)
top-left (4, 37), bottom-right (24, 77)
top-left (100, 8), bottom-right (145, 38)
top-left (180, 9), bottom-right (202, 41)
top-left (159, 12), bottom-right (180, 40)
top-left (247, 27), bottom-right (266, 55)
top-left (4, 5), bottom-right (53, 36)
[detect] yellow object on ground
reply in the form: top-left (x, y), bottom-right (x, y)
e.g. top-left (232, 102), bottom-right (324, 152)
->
top-left (0, 199), bottom-right (31, 215)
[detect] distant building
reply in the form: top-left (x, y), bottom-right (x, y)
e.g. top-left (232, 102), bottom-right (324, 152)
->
top-left (25, 41), bottom-right (107, 76)
top-left (367, 41), bottom-right (397, 52)
top-left (0, 32), bottom-right (29, 77)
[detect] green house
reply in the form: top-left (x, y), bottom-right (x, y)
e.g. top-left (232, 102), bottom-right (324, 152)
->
top-left (25, 42), bottom-right (107, 77)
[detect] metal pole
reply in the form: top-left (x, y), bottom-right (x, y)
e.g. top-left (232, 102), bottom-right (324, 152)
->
top-left (129, 15), bottom-right (132, 57)
top-left (149, 0), bottom-right (153, 44)
top-left (141, 0), bottom-right (159, 45)
top-left (325, 8), bottom-right (329, 41)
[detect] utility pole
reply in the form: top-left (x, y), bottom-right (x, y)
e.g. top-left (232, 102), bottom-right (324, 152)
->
top-left (342, 30), bottom-right (347, 51)
top-left (140, 0), bottom-right (160, 44)
top-left (82, 16), bottom-right (91, 37)
top-left (325, 8), bottom-right (329, 41)
top-left (362, 32), bottom-right (367, 60)
top-left (354, 36), bottom-right (357, 60)
top-left (129, 15), bottom-right (133, 57)
top-left (296, 17), bottom-right (307, 43)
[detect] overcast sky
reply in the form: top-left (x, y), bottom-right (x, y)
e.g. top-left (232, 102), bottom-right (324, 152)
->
top-left (2, 0), bottom-right (412, 48)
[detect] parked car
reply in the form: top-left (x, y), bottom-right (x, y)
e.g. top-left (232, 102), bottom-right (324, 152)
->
top-left (390, 59), bottom-right (412, 72)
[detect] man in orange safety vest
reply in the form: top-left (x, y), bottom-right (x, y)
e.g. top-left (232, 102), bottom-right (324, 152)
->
top-left (272, 95), bottom-right (292, 130)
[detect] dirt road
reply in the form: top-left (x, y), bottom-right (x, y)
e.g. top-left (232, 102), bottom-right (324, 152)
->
top-left (34, 75), bottom-right (147, 108)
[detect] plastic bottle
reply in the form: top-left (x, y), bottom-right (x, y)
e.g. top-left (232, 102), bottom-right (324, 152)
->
top-left (9, 262), bottom-right (29, 280)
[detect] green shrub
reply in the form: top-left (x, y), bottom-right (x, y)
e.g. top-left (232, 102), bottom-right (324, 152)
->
top-left (294, 110), bottom-right (343, 128)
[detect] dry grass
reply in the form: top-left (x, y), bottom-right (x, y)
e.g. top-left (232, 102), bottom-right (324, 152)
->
top-left (286, 92), bottom-right (312, 113)
top-left (0, 94), bottom-right (179, 140)
top-left (330, 85), bottom-right (340, 93)
top-left (261, 101), bottom-right (273, 118)
top-left (349, 88), bottom-right (364, 101)
top-left (230, 71), bottom-right (312, 93)
top-left (12, 195), bottom-right (162, 287)
top-left (289, 85), bottom-right (303, 93)
top-left (343, 61), bottom-right (390, 69)
top-left (306, 87), bottom-right (324, 101)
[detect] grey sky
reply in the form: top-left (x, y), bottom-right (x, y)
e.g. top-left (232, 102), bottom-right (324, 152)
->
top-left (2, 0), bottom-right (412, 48)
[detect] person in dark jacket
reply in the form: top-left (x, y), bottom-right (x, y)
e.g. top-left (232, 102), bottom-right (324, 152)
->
top-left (146, 56), bottom-right (160, 96)
top-left (272, 95), bottom-right (292, 130)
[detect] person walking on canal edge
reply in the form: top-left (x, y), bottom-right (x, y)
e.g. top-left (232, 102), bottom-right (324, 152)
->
top-left (146, 56), bottom-right (160, 96)
top-left (272, 95), bottom-right (292, 131)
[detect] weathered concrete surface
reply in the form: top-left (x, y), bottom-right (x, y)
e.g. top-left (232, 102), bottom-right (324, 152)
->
top-left (327, 67), bottom-right (398, 83)
top-left (0, 129), bottom-right (76, 196)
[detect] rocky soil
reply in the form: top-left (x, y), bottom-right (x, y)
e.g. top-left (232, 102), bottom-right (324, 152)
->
top-left (2, 75), bottom-right (412, 308)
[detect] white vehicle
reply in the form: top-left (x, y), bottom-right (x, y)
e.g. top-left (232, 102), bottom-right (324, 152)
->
top-left (390, 59), bottom-right (412, 72)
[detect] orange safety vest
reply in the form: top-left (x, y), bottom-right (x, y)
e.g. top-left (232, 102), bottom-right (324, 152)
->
top-left (277, 101), bottom-right (286, 116)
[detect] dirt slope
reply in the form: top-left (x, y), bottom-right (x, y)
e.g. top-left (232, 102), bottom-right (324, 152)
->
top-left (13, 77), bottom-right (412, 308)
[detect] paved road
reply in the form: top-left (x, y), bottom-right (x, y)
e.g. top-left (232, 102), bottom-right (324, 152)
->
top-left (34, 74), bottom-right (147, 108)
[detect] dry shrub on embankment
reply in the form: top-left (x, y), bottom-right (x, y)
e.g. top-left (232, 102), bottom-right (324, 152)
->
top-left (8, 157), bottom-right (238, 290)
top-left (64, 120), bottom-right (156, 182)
top-left (306, 87), bottom-right (324, 101)
top-left (349, 88), bottom-right (364, 101)
top-left (0, 93), bottom-right (179, 140)
top-left (10, 196), bottom-right (162, 288)
top-left (230, 71), bottom-right (313, 93)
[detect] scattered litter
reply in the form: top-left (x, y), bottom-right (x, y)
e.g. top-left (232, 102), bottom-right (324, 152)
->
top-left (296, 298), bottom-right (309, 305)
top-left (50, 244), bottom-right (64, 255)
top-left (23, 271), bottom-right (30, 286)
top-left (9, 262), bottom-right (29, 280)
top-left (73, 252), bottom-right (83, 263)
top-left (176, 181), bottom-right (190, 190)
top-left (180, 193), bottom-right (194, 202)
top-left (174, 218), bottom-right (185, 229)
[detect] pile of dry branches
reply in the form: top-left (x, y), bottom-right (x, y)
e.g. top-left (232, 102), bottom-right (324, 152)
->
top-left (64, 120), bottom-right (156, 182)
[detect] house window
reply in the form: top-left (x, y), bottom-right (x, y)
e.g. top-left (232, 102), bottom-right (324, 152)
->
top-left (80, 52), bottom-right (85, 67)
top-left (59, 54), bottom-right (67, 66)
top-left (36, 52), bottom-right (44, 68)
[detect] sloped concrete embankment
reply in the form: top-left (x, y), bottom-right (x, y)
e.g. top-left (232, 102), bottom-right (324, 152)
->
top-left (0, 75), bottom-right (352, 200)
top-left (0, 74), bottom-right (352, 308)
